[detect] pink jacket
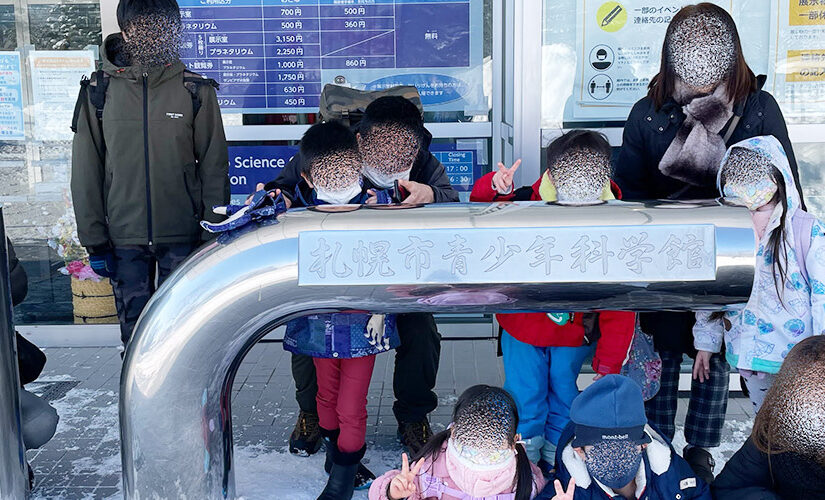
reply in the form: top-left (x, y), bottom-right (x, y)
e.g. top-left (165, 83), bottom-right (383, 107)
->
top-left (369, 446), bottom-right (546, 500)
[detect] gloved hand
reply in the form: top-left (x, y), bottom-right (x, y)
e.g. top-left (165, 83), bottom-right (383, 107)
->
top-left (365, 314), bottom-right (390, 351)
top-left (89, 251), bottom-right (116, 279)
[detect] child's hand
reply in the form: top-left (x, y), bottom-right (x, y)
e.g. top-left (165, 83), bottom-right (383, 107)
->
top-left (388, 453), bottom-right (423, 500)
top-left (693, 350), bottom-right (712, 383)
top-left (491, 159), bottom-right (521, 194)
top-left (246, 183), bottom-right (291, 208)
top-left (550, 478), bottom-right (576, 500)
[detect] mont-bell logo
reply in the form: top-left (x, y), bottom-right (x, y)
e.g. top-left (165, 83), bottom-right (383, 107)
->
top-left (166, 112), bottom-right (184, 119)
top-left (601, 433), bottom-right (629, 440)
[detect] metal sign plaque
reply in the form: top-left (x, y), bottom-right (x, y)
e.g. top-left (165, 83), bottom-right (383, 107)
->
top-left (298, 224), bottom-right (717, 285)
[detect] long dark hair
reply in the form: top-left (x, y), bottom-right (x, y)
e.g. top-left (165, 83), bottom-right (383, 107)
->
top-left (648, 3), bottom-right (756, 109)
top-left (752, 336), bottom-right (825, 468)
top-left (765, 167), bottom-right (790, 301)
top-left (412, 385), bottom-right (535, 500)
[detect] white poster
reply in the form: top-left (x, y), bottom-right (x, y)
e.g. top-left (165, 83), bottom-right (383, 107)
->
top-left (29, 50), bottom-right (95, 141)
top-left (573, 0), bottom-right (731, 120)
top-left (769, 1), bottom-right (825, 122)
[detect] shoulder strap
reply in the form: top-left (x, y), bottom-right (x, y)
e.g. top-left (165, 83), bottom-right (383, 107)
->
top-left (183, 70), bottom-right (219, 118)
top-left (89, 70), bottom-right (109, 121)
top-left (793, 212), bottom-right (815, 285)
top-left (70, 76), bottom-right (90, 133)
top-left (722, 114), bottom-right (742, 144)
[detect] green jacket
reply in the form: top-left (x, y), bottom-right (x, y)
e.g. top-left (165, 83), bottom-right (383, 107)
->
top-left (71, 34), bottom-right (229, 251)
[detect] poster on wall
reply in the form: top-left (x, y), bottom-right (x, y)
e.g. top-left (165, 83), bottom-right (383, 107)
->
top-left (769, 1), bottom-right (825, 122)
top-left (573, 0), bottom-right (731, 120)
top-left (29, 50), bottom-right (96, 141)
top-left (0, 52), bottom-right (24, 141)
top-left (178, 0), bottom-right (485, 115)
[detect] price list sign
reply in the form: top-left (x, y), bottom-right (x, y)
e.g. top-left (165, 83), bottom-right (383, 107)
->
top-left (178, 0), bottom-right (485, 113)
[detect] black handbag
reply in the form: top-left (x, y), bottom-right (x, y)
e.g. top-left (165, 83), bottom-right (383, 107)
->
top-left (16, 332), bottom-right (46, 386)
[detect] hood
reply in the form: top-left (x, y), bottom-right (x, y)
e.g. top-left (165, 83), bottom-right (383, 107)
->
top-left (100, 33), bottom-right (185, 84)
top-left (559, 424), bottom-right (673, 491)
top-left (717, 135), bottom-right (802, 225)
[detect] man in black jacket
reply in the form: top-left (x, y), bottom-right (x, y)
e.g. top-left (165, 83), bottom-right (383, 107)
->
top-left (266, 96), bottom-right (458, 458)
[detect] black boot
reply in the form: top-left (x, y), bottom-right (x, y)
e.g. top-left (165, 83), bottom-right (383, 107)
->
top-left (317, 444), bottom-right (366, 500)
top-left (320, 427), bottom-right (340, 474)
top-left (321, 428), bottom-right (375, 489)
top-left (289, 410), bottom-right (323, 456)
top-left (684, 446), bottom-right (715, 485)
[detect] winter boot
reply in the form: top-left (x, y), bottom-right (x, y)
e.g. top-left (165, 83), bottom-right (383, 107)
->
top-left (684, 446), bottom-right (715, 485)
top-left (289, 410), bottom-right (322, 456)
top-left (397, 418), bottom-right (433, 456)
top-left (317, 443), bottom-right (367, 500)
top-left (321, 427), bottom-right (375, 490)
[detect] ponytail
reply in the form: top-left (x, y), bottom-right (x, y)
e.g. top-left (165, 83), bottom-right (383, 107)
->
top-left (513, 443), bottom-right (535, 500)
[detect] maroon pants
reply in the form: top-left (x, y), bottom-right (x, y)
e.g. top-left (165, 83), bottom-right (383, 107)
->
top-left (313, 355), bottom-right (376, 453)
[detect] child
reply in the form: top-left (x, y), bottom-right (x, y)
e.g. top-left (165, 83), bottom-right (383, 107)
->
top-left (713, 336), bottom-right (825, 499)
top-left (283, 121), bottom-right (400, 499)
top-left (470, 130), bottom-right (636, 470)
top-left (369, 385), bottom-right (545, 500)
top-left (539, 375), bottom-right (711, 500)
top-left (692, 135), bottom-right (825, 412)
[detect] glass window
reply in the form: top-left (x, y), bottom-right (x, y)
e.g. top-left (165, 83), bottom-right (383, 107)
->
top-left (28, 3), bottom-right (102, 50)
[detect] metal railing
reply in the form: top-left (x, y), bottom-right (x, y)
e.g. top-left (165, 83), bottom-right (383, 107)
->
top-left (119, 201), bottom-right (756, 498)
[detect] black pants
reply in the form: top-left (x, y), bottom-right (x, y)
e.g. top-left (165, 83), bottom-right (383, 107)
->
top-left (291, 312), bottom-right (442, 423)
top-left (111, 244), bottom-right (195, 345)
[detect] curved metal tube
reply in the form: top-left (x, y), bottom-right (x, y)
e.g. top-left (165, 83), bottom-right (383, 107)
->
top-left (0, 211), bottom-right (28, 499)
top-left (121, 201), bottom-right (756, 499)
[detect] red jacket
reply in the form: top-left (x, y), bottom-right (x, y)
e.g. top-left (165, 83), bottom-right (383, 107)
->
top-left (471, 171), bottom-right (635, 375)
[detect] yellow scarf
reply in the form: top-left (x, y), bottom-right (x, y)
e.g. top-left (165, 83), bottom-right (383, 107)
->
top-left (537, 171), bottom-right (615, 202)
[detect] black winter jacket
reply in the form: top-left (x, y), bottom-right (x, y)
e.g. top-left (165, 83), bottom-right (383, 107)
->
top-left (265, 128), bottom-right (459, 204)
top-left (614, 77), bottom-right (803, 352)
top-left (614, 76), bottom-right (802, 202)
top-left (713, 437), bottom-right (825, 500)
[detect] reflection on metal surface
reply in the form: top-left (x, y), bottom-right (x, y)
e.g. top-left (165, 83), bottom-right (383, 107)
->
top-left (0, 211), bottom-right (28, 499)
top-left (120, 201), bottom-right (756, 499)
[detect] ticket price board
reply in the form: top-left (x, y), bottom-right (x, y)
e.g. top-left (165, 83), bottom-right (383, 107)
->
top-left (179, 0), bottom-right (485, 114)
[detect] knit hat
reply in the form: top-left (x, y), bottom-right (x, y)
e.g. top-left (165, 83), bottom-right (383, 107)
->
top-left (116, 0), bottom-right (181, 30)
top-left (570, 375), bottom-right (651, 448)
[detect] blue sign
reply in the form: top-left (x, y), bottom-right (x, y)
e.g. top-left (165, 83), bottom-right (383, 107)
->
top-left (298, 224), bottom-right (717, 286)
top-left (178, 0), bottom-right (485, 113)
top-left (228, 144), bottom-right (478, 200)
top-left (430, 144), bottom-right (479, 192)
top-left (0, 52), bottom-right (24, 141)
top-left (228, 145), bottom-right (298, 202)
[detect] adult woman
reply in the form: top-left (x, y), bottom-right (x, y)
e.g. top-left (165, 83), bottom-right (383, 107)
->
top-left (712, 336), bottom-right (825, 499)
top-left (613, 3), bottom-right (804, 485)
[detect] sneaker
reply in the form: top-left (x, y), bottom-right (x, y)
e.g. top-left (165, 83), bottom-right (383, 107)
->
top-left (353, 462), bottom-right (376, 490)
top-left (288, 410), bottom-right (322, 456)
top-left (397, 419), bottom-right (433, 456)
top-left (683, 446), bottom-right (715, 485)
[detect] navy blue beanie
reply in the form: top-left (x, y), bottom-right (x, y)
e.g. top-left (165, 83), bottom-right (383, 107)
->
top-left (570, 374), bottom-right (651, 447)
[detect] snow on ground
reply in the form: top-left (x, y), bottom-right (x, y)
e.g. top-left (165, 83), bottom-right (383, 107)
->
top-left (235, 444), bottom-right (403, 500)
top-left (28, 383), bottom-right (754, 499)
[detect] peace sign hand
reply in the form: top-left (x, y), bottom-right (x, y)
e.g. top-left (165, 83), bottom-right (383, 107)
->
top-left (491, 159), bottom-right (521, 195)
top-left (550, 478), bottom-right (576, 500)
top-left (388, 453), bottom-right (424, 500)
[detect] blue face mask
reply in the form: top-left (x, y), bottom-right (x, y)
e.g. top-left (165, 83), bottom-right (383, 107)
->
top-left (584, 441), bottom-right (643, 490)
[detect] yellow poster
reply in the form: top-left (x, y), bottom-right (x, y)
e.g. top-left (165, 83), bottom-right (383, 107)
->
top-left (789, 2), bottom-right (825, 26)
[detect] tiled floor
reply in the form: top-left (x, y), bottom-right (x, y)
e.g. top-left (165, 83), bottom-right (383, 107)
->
top-left (23, 341), bottom-right (754, 499)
